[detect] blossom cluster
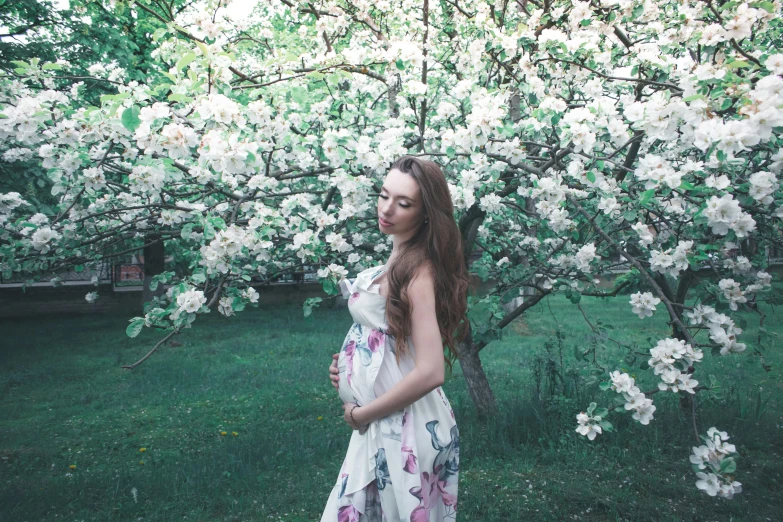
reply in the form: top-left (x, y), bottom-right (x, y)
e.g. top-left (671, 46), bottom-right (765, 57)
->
top-left (629, 292), bottom-right (661, 319)
top-left (686, 305), bottom-right (747, 355)
top-left (575, 403), bottom-right (605, 441)
top-left (610, 371), bottom-right (656, 426)
top-left (648, 338), bottom-right (703, 394)
top-left (690, 428), bottom-right (742, 499)
top-left (1, 0), bottom-right (781, 500)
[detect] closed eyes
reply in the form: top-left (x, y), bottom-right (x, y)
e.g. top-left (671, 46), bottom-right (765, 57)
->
top-left (378, 194), bottom-right (411, 208)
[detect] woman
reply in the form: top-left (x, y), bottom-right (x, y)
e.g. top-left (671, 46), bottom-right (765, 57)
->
top-left (321, 156), bottom-right (470, 521)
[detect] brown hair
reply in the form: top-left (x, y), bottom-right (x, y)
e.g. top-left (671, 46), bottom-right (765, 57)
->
top-left (384, 156), bottom-right (470, 373)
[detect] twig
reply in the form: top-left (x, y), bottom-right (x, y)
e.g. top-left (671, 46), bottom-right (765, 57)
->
top-left (122, 327), bottom-right (182, 370)
top-left (567, 194), bottom-right (694, 344)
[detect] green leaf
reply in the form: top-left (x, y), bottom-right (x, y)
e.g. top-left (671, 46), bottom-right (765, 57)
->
top-left (207, 216), bottom-right (226, 231)
top-left (594, 407), bottom-right (609, 418)
top-left (599, 420), bottom-right (613, 432)
top-left (196, 41), bottom-right (210, 56)
top-left (290, 86), bottom-right (308, 104)
top-left (42, 63), bottom-right (63, 71)
top-left (126, 318), bottom-right (145, 338)
top-left (640, 188), bottom-right (656, 205)
top-left (752, 1), bottom-right (775, 13)
top-left (599, 381), bottom-right (612, 391)
top-left (725, 60), bottom-right (750, 69)
top-left (168, 93), bottom-right (193, 103)
top-left (683, 94), bottom-right (706, 102)
top-left (720, 458), bottom-right (737, 474)
top-left (176, 52), bottom-right (197, 71)
top-left (322, 279), bottom-right (337, 295)
top-left (395, 59), bottom-right (405, 71)
top-left (181, 223), bottom-right (194, 239)
top-left (586, 170), bottom-right (596, 183)
top-left (121, 106), bottom-right (141, 133)
top-left (204, 220), bottom-right (215, 240)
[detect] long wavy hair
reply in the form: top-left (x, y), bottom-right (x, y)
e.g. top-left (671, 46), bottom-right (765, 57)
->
top-left (383, 156), bottom-right (470, 372)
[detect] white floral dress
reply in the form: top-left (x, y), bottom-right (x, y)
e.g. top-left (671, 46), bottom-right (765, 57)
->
top-left (321, 264), bottom-right (460, 522)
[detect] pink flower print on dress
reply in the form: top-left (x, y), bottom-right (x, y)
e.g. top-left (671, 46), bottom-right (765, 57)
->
top-left (348, 292), bottom-right (360, 305)
top-left (401, 410), bottom-right (418, 474)
top-left (367, 329), bottom-right (385, 352)
top-left (409, 468), bottom-right (455, 522)
top-left (337, 505), bottom-right (360, 522)
top-left (343, 340), bottom-right (356, 385)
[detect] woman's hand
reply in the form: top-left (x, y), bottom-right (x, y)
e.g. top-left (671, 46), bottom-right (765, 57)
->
top-left (329, 353), bottom-right (339, 391)
top-left (342, 402), bottom-right (368, 434)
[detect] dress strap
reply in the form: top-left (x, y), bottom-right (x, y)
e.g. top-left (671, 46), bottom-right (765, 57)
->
top-left (368, 265), bottom-right (386, 285)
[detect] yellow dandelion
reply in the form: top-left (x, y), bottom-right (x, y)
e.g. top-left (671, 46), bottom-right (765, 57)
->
top-left (69, 464), bottom-right (76, 470)
top-left (232, 431), bottom-right (238, 437)
top-left (139, 447), bottom-right (146, 453)
top-left (220, 431), bottom-right (227, 436)
top-left (139, 461), bottom-right (144, 465)
top-left (317, 416), bottom-right (323, 421)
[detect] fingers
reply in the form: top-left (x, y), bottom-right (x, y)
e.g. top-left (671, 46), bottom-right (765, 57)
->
top-left (330, 353), bottom-right (340, 390)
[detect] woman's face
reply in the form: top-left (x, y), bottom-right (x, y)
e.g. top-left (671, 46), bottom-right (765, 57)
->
top-left (377, 168), bottom-right (425, 237)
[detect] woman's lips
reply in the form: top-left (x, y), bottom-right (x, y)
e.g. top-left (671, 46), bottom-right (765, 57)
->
top-left (379, 217), bottom-right (393, 227)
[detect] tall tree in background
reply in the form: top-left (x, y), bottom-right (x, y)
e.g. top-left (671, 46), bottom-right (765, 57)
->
top-left (1, 0), bottom-right (782, 498)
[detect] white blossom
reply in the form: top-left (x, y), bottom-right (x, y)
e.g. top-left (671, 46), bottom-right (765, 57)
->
top-left (629, 292), bottom-right (661, 319)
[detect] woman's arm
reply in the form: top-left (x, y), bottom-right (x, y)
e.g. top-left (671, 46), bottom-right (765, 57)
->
top-left (352, 263), bottom-right (445, 426)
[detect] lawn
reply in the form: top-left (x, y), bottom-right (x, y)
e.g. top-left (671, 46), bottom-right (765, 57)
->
top-left (1, 292), bottom-right (781, 521)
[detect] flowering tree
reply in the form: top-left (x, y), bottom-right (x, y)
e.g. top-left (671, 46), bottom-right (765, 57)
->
top-left (1, 0), bottom-right (781, 497)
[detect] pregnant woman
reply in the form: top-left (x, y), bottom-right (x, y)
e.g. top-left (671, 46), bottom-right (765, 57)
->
top-left (321, 156), bottom-right (470, 521)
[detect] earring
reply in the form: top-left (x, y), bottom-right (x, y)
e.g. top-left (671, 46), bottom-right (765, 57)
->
top-left (424, 219), bottom-right (429, 224)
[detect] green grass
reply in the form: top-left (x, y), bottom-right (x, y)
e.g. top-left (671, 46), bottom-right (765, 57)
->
top-left (1, 293), bottom-right (781, 521)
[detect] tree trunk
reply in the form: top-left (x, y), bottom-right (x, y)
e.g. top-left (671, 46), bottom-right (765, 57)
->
top-left (458, 339), bottom-right (498, 417)
top-left (142, 235), bottom-right (165, 311)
